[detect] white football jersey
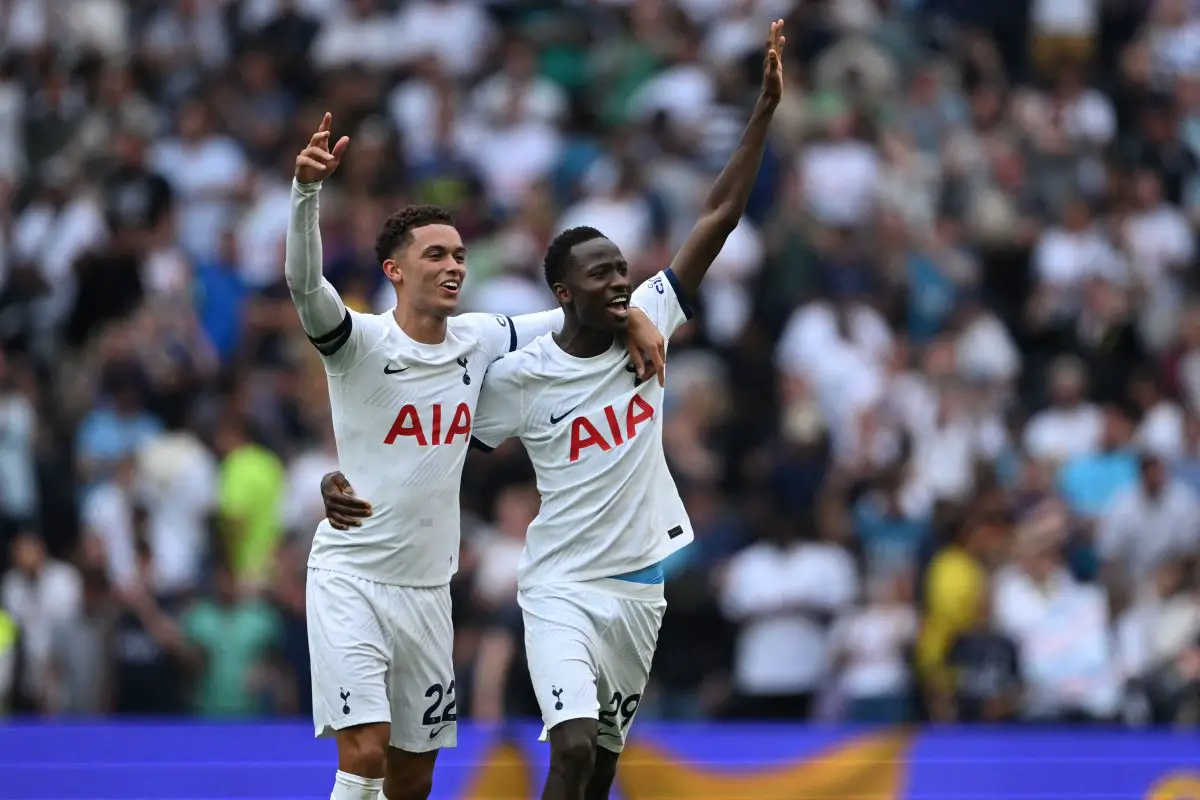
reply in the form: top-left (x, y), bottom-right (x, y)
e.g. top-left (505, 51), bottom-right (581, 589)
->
top-left (307, 308), bottom-right (561, 586)
top-left (472, 269), bottom-right (695, 588)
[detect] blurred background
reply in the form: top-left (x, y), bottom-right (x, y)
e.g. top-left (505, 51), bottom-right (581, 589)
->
top-left (4, 0), bottom-right (1200, 735)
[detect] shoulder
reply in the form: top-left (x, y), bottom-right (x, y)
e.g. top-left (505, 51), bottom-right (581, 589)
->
top-left (484, 346), bottom-right (540, 386)
top-left (451, 312), bottom-right (517, 354)
top-left (632, 269), bottom-right (681, 302)
top-left (451, 312), bottom-right (513, 338)
top-left (350, 308), bottom-right (392, 334)
top-left (329, 309), bottom-right (392, 364)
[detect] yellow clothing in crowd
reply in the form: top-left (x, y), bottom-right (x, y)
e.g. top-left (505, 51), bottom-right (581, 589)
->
top-left (917, 546), bottom-right (986, 690)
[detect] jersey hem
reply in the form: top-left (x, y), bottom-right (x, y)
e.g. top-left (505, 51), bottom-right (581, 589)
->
top-left (520, 576), bottom-right (665, 602)
top-left (305, 564), bottom-right (453, 589)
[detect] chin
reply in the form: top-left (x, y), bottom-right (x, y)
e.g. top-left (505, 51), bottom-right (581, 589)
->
top-left (432, 294), bottom-right (461, 315)
top-left (584, 312), bottom-right (627, 332)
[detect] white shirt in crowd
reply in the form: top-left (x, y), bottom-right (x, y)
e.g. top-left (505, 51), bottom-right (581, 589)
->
top-left (472, 270), bottom-right (694, 587)
top-left (1097, 478), bottom-right (1200, 587)
top-left (1031, 0), bottom-right (1098, 36)
top-left (1, 560), bottom-right (81, 699)
top-left (699, 218), bottom-right (764, 347)
top-left (471, 533), bottom-right (524, 607)
top-left (81, 478), bottom-right (137, 590)
top-left (237, 177), bottom-right (294, 290)
top-left (1032, 226), bottom-right (1127, 315)
top-left (776, 301), bottom-right (895, 465)
top-left (798, 141), bottom-right (882, 227)
top-left (721, 540), bottom-right (859, 695)
top-left (311, 6), bottom-right (405, 71)
top-left (831, 603), bottom-right (916, 699)
top-left (555, 193), bottom-right (654, 262)
top-left (136, 431), bottom-right (218, 594)
top-left (955, 312), bottom-right (1022, 383)
top-left (11, 193), bottom-right (107, 331)
top-left (1116, 593), bottom-right (1200, 681)
top-left (283, 446), bottom-right (340, 537)
top-left (149, 135), bottom-right (248, 263)
top-left (1023, 403), bottom-right (1105, 462)
top-left (1123, 204), bottom-right (1194, 287)
top-left (392, 0), bottom-right (496, 78)
top-left (993, 565), bottom-right (1121, 719)
top-left (628, 63), bottom-right (716, 128)
top-left (0, 392), bottom-right (38, 522)
top-left (465, 273), bottom-right (556, 320)
top-left (1137, 400), bottom-right (1186, 460)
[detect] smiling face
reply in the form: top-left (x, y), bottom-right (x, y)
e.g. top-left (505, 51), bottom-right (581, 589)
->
top-left (554, 236), bottom-right (632, 331)
top-left (383, 223), bottom-right (466, 317)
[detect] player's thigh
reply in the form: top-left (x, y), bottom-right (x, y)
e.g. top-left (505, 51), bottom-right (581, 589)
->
top-left (519, 583), bottom-right (604, 733)
top-left (385, 583), bottom-right (459, 752)
top-left (307, 569), bottom-right (393, 738)
top-left (595, 591), bottom-right (667, 753)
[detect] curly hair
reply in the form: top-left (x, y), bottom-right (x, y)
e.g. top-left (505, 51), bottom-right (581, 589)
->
top-left (374, 205), bottom-right (456, 265)
top-left (542, 226), bottom-right (605, 289)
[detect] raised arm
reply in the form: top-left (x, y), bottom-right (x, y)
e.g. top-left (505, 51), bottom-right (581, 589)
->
top-left (285, 113), bottom-right (353, 356)
top-left (669, 20), bottom-right (784, 301)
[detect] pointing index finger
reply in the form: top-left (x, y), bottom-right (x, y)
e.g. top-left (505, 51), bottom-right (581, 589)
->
top-left (319, 112), bottom-right (331, 134)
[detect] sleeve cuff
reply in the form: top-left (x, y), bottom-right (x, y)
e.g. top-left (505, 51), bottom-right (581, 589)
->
top-left (469, 437), bottom-right (495, 453)
top-left (663, 268), bottom-right (695, 319)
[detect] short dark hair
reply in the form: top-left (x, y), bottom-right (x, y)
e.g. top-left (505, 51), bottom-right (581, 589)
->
top-left (543, 226), bottom-right (605, 289)
top-left (374, 205), bottom-right (456, 265)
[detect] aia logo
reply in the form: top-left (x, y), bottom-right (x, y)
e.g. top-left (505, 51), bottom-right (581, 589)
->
top-left (383, 403), bottom-right (472, 446)
top-left (568, 395), bottom-right (654, 462)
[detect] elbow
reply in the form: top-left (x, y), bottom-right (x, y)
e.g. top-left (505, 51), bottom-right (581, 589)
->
top-left (700, 206), bottom-right (741, 235)
top-left (283, 269), bottom-right (302, 294)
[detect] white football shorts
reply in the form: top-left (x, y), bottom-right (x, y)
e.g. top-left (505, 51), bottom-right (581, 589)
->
top-left (307, 568), bottom-right (457, 752)
top-left (520, 578), bottom-right (666, 753)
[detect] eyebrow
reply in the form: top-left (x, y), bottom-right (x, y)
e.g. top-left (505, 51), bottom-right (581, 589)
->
top-left (421, 245), bottom-right (467, 257)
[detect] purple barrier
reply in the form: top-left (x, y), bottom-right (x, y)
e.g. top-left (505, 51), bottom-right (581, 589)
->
top-left (0, 722), bottom-right (1197, 799)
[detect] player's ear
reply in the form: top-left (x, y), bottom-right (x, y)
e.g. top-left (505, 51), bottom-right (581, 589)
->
top-left (552, 282), bottom-right (571, 305)
top-left (382, 258), bottom-right (402, 284)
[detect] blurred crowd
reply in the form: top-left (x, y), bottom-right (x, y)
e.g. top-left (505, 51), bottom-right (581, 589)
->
top-left (4, 0), bottom-right (1200, 728)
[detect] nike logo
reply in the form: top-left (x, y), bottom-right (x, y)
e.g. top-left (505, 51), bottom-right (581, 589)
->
top-left (550, 405), bottom-right (580, 425)
top-left (383, 364), bottom-right (409, 375)
top-left (429, 724), bottom-right (451, 739)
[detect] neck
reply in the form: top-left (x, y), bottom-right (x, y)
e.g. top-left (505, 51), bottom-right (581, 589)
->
top-left (553, 315), bottom-right (615, 358)
top-left (393, 305), bottom-right (448, 345)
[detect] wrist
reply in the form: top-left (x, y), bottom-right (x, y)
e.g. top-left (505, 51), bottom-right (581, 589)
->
top-left (293, 177), bottom-right (322, 194)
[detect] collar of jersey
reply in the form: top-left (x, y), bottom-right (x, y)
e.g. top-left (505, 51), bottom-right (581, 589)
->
top-left (387, 308), bottom-right (452, 354)
top-left (544, 334), bottom-right (623, 366)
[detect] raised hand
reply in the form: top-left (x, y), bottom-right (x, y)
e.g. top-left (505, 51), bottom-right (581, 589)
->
top-left (762, 20), bottom-right (786, 103)
top-left (295, 112), bottom-right (350, 185)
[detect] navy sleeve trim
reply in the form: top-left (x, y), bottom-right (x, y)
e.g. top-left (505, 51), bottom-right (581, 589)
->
top-left (469, 436), bottom-right (495, 453)
top-left (308, 310), bottom-right (353, 356)
top-left (505, 316), bottom-right (517, 352)
top-left (662, 268), bottom-right (695, 319)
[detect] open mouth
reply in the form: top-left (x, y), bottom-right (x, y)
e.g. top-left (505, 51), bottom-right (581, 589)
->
top-left (438, 279), bottom-right (461, 296)
top-left (606, 294), bottom-right (630, 318)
